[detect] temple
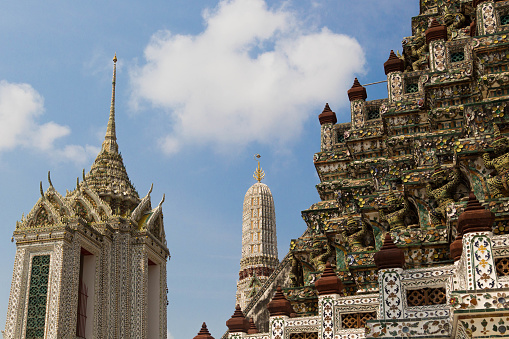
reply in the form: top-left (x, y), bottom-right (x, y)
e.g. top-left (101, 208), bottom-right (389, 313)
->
top-left (194, 1), bottom-right (509, 338)
top-left (4, 56), bottom-right (169, 339)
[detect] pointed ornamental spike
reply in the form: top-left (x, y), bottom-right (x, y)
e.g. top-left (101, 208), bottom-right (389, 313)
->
top-left (428, 17), bottom-right (441, 28)
top-left (148, 183), bottom-right (153, 195)
top-left (82, 169), bottom-right (86, 182)
top-left (464, 191), bottom-right (484, 212)
top-left (101, 54), bottom-right (119, 154)
top-left (457, 192), bottom-right (494, 235)
top-left (247, 318), bottom-right (259, 334)
top-left (158, 194), bottom-right (165, 207)
top-left (40, 182), bottom-right (44, 198)
top-left (193, 322), bottom-right (215, 339)
top-left (318, 103), bottom-right (337, 125)
top-left (425, 17), bottom-right (447, 44)
top-left (267, 286), bottom-right (293, 317)
top-left (48, 171), bottom-right (53, 187)
top-left (347, 78), bottom-right (367, 101)
top-left (315, 261), bottom-right (344, 295)
top-left (226, 305), bottom-right (249, 333)
top-left (374, 233), bottom-right (405, 269)
top-left (384, 50), bottom-right (405, 75)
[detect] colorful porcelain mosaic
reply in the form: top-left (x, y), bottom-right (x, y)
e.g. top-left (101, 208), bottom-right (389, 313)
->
top-left (220, 1), bottom-right (509, 339)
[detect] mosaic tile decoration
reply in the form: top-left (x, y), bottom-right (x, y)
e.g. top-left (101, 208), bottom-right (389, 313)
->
top-left (271, 317), bottom-right (285, 339)
top-left (378, 269), bottom-right (403, 320)
top-left (25, 255), bottom-right (50, 339)
top-left (320, 297), bottom-right (334, 339)
top-left (365, 318), bottom-right (451, 338)
top-left (464, 233), bottom-right (496, 290)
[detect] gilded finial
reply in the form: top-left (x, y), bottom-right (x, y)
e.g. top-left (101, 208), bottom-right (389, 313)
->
top-left (48, 171), bottom-right (53, 187)
top-left (113, 52), bottom-right (117, 63)
top-left (40, 182), bottom-right (44, 197)
top-left (82, 169), bottom-right (86, 182)
top-left (253, 154), bottom-right (265, 183)
top-left (77, 177), bottom-right (80, 190)
top-left (149, 183), bottom-right (153, 195)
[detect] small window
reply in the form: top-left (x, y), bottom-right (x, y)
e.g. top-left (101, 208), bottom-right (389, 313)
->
top-left (407, 287), bottom-right (446, 306)
top-left (406, 83), bottom-right (419, 93)
top-left (501, 14), bottom-right (509, 26)
top-left (450, 51), bottom-right (465, 63)
top-left (367, 109), bottom-right (380, 120)
top-left (337, 133), bottom-right (345, 143)
top-left (496, 257), bottom-right (509, 277)
top-left (341, 312), bottom-right (376, 329)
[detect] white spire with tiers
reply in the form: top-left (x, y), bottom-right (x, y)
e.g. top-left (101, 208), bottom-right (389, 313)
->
top-left (236, 155), bottom-right (278, 310)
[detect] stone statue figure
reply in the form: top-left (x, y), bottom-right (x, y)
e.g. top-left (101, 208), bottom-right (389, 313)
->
top-left (484, 125), bottom-right (509, 198)
top-left (379, 189), bottom-right (410, 231)
top-left (289, 252), bottom-right (304, 288)
top-left (310, 239), bottom-right (333, 273)
top-left (426, 158), bottom-right (461, 226)
top-left (407, 29), bottom-right (428, 71)
top-left (342, 217), bottom-right (375, 252)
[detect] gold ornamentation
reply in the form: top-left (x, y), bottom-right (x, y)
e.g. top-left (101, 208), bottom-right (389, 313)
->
top-left (253, 154), bottom-right (265, 182)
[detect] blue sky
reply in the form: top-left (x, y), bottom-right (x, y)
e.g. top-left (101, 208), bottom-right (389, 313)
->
top-left (0, 0), bottom-right (419, 337)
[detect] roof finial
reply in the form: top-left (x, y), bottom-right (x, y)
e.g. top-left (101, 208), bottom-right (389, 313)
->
top-left (48, 171), bottom-right (53, 188)
top-left (102, 53), bottom-right (119, 154)
top-left (253, 154), bottom-right (265, 183)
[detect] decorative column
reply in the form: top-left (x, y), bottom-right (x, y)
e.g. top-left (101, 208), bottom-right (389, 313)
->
top-left (267, 286), bottom-right (293, 339)
top-left (476, 1), bottom-right (496, 35)
top-left (347, 78), bottom-right (367, 129)
top-left (425, 18), bottom-right (448, 72)
top-left (374, 233), bottom-right (405, 320)
top-left (383, 51), bottom-right (405, 104)
top-left (315, 262), bottom-right (344, 339)
top-left (226, 305), bottom-right (249, 339)
top-left (318, 103), bottom-right (337, 152)
top-left (457, 192), bottom-right (496, 290)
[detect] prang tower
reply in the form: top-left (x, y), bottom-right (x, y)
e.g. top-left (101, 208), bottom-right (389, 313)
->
top-left (236, 158), bottom-right (278, 309)
top-left (4, 55), bottom-right (169, 339)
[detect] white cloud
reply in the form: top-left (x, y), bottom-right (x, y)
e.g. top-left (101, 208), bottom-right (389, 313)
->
top-left (0, 80), bottom-right (99, 164)
top-left (167, 331), bottom-right (175, 339)
top-left (130, 0), bottom-right (365, 155)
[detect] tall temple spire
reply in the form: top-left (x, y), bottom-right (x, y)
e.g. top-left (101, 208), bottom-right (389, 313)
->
top-left (86, 53), bottom-right (140, 214)
top-left (236, 155), bottom-right (278, 309)
top-left (102, 53), bottom-right (119, 154)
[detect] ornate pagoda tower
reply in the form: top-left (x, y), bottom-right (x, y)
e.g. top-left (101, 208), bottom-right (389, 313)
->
top-left (4, 55), bottom-right (169, 339)
top-left (236, 157), bottom-right (278, 310)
